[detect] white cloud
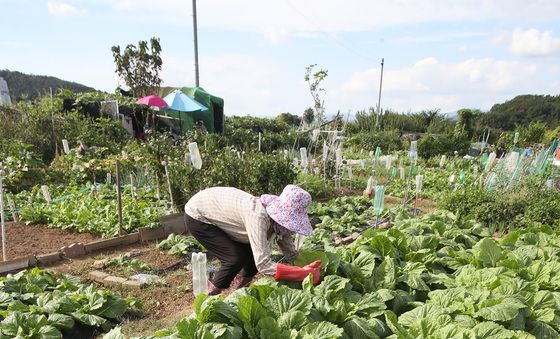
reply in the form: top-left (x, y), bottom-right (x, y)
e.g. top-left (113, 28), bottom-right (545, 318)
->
top-left (549, 65), bottom-right (560, 74)
top-left (396, 31), bottom-right (488, 44)
top-left (508, 28), bottom-right (560, 57)
top-left (47, 2), bottom-right (87, 17)
top-left (263, 26), bottom-right (290, 46)
top-left (101, 1), bottom-right (560, 62)
top-left (335, 57), bottom-right (539, 112)
top-left (105, 0), bottom-right (560, 32)
top-left (160, 53), bottom-right (304, 116)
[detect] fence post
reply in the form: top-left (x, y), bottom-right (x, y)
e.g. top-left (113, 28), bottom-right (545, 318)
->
top-left (7, 194), bottom-right (18, 223)
top-left (0, 167), bottom-right (6, 261)
top-left (162, 161), bottom-right (175, 210)
top-left (116, 160), bottom-right (123, 236)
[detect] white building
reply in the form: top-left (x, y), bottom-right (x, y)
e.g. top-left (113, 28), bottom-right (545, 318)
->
top-left (0, 77), bottom-right (11, 105)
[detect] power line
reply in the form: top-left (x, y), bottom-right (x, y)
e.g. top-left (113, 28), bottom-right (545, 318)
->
top-left (285, 0), bottom-right (378, 63)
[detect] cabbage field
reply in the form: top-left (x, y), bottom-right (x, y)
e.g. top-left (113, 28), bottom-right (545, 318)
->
top-left (1, 93), bottom-right (560, 338)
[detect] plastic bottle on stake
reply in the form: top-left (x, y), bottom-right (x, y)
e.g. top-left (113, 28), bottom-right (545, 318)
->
top-left (62, 139), bottom-right (70, 154)
top-left (375, 147), bottom-right (382, 165)
top-left (41, 185), bottom-right (52, 203)
top-left (481, 153), bottom-right (488, 169)
top-left (192, 252), bottom-right (208, 296)
top-left (415, 174), bottom-right (423, 196)
top-left (335, 148), bottom-right (342, 168)
top-left (448, 174), bottom-right (456, 185)
top-left (191, 252), bottom-right (200, 295)
top-left (300, 147), bottom-right (308, 172)
top-left (189, 142), bottom-right (202, 169)
top-left (487, 173), bottom-right (496, 190)
top-left (312, 129), bottom-right (319, 142)
top-left (199, 253), bottom-right (208, 294)
top-left (409, 162), bottom-right (417, 179)
top-left (507, 152), bottom-right (520, 172)
top-left (391, 167), bottom-right (397, 179)
top-left (409, 141), bottom-right (418, 160)
top-left (485, 152), bottom-right (496, 172)
top-left (366, 176), bottom-right (374, 191)
top-left (373, 185), bottom-right (385, 216)
top-left (439, 155), bottom-right (446, 168)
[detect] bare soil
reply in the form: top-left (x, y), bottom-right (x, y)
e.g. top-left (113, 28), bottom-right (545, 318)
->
top-left (3, 222), bottom-right (101, 259)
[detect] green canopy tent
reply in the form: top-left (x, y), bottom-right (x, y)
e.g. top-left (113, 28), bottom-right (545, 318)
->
top-left (157, 87), bottom-right (224, 134)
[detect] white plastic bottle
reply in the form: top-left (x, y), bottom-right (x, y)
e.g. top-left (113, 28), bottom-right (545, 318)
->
top-left (192, 252), bottom-right (208, 296)
top-left (199, 253), bottom-right (208, 295)
top-left (191, 252), bottom-right (201, 295)
top-left (188, 142), bottom-right (203, 170)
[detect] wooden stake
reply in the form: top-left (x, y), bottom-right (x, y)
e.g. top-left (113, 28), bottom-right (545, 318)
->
top-left (163, 161), bottom-right (175, 210)
top-left (116, 160), bottom-right (123, 236)
top-left (0, 169), bottom-right (6, 261)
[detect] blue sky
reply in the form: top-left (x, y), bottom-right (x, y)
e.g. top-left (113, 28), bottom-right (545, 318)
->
top-left (1, 0), bottom-right (559, 117)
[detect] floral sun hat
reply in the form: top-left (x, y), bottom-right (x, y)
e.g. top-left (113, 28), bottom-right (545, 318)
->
top-left (260, 185), bottom-right (313, 236)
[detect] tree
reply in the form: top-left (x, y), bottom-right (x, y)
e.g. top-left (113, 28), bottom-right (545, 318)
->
top-left (303, 107), bottom-right (315, 125)
top-left (111, 37), bottom-right (163, 97)
top-left (455, 108), bottom-right (476, 139)
top-left (276, 112), bottom-right (301, 127)
top-left (517, 121), bottom-right (547, 146)
top-left (304, 64), bottom-right (328, 123)
top-left (485, 94), bottom-right (560, 130)
top-left (419, 109), bottom-right (440, 127)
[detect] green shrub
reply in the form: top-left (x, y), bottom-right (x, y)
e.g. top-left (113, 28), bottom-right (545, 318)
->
top-left (344, 130), bottom-right (403, 153)
top-left (471, 193), bottom-right (527, 229)
top-left (438, 188), bottom-right (496, 219)
top-left (417, 133), bottom-right (470, 158)
top-left (0, 141), bottom-right (46, 193)
top-left (168, 147), bottom-right (297, 206)
top-left (440, 185), bottom-right (560, 230)
top-left (297, 173), bottom-right (334, 199)
top-left (524, 190), bottom-right (560, 228)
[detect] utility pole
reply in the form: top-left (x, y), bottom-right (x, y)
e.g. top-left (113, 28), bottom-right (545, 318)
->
top-left (192, 0), bottom-right (200, 87)
top-left (375, 58), bottom-right (385, 129)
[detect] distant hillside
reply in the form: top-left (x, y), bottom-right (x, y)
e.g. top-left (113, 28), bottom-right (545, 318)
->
top-left (483, 94), bottom-right (560, 130)
top-left (0, 69), bottom-right (96, 101)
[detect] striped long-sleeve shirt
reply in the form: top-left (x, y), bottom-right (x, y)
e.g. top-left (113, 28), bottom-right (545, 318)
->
top-left (184, 187), bottom-right (298, 275)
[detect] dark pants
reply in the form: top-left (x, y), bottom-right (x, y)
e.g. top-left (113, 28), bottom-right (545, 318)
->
top-left (184, 213), bottom-right (258, 289)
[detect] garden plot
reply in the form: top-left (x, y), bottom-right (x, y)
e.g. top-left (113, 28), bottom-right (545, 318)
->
top-left (0, 268), bottom-right (141, 338)
top-left (4, 222), bottom-right (101, 259)
top-left (43, 238), bottom-right (231, 337)
top-left (110, 208), bottom-right (560, 339)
